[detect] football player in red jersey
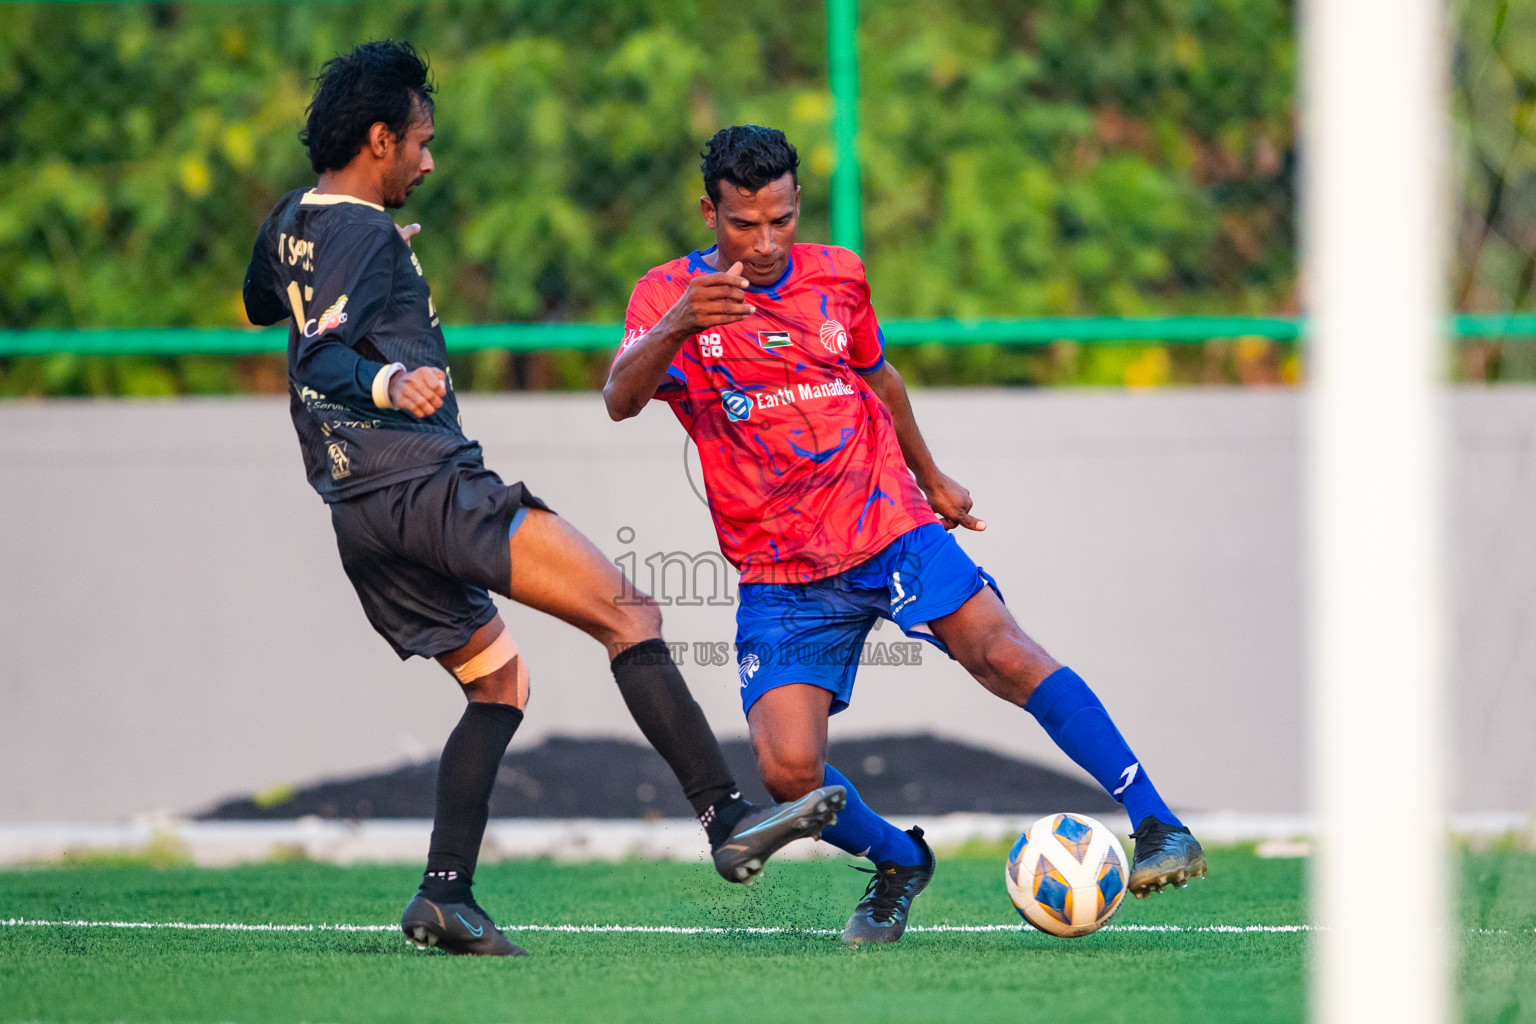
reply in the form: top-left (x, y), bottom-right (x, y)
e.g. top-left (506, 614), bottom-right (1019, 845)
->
top-left (607, 125), bottom-right (1207, 943)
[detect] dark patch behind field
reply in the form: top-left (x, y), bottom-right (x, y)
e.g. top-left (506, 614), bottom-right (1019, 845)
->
top-left (198, 733), bottom-right (1119, 820)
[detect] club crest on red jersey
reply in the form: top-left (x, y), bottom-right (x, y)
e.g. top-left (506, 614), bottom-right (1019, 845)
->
top-left (819, 320), bottom-right (849, 354)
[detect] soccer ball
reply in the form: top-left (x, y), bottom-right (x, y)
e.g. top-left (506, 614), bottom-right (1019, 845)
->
top-left (1005, 812), bottom-right (1128, 938)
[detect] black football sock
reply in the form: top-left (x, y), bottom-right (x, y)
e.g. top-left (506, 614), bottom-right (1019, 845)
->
top-left (701, 793), bottom-right (754, 848)
top-left (420, 701), bottom-right (524, 904)
top-left (610, 639), bottom-right (739, 817)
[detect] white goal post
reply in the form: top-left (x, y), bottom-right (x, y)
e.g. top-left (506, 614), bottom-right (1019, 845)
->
top-left (1304, 0), bottom-right (1450, 1021)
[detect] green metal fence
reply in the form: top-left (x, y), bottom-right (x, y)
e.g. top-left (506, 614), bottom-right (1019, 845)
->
top-left (2, 314), bottom-right (1533, 357)
top-left (4, 0), bottom-right (1531, 359)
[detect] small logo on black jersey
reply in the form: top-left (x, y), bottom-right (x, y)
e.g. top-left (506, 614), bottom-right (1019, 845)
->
top-left (327, 441), bottom-right (352, 480)
top-left (758, 330), bottom-right (792, 349)
top-left (316, 295), bottom-right (349, 335)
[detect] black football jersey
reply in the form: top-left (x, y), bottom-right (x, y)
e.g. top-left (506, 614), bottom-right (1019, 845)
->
top-left (243, 189), bottom-right (480, 502)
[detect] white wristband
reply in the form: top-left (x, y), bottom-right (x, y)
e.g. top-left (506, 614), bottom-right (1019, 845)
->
top-left (372, 362), bottom-right (406, 409)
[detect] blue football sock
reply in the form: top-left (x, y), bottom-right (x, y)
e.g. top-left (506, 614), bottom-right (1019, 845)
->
top-left (1024, 666), bottom-right (1182, 829)
top-left (818, 763), bottom-right (923, 865)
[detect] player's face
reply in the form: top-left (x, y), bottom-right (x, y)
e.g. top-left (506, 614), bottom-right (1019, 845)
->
top-left (702, 173), bottom-right (799, 287)
top-left (382, 105), bottom-right (435, 209)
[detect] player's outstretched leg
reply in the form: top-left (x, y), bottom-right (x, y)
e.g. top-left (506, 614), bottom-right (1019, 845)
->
top-left (1026, 666), bottom-right (1206, 897)
top-left (404, 618), bottom-right (530, 956)
top-left (709, 784), bottom-right (849, 883)
top-left (750, 685), bottom-right (933, 943)
top-left (930, 587), bottom-right (1206, 899)
top-left (607, 639), bottom-right (844, 880)
top-left (507, 510), bottom-right (843, 882)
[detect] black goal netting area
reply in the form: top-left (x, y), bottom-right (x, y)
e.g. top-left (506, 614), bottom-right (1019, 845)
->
top-left (197, 733), bottom-right (1119, 821)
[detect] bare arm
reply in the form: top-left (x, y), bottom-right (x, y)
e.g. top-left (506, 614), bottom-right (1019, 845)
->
top-left (604, 261), bottom-right (754, 421)
top-left (862, 361), bottom-right (986, 532)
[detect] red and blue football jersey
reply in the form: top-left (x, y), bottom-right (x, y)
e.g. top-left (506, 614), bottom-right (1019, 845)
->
top-left (620, 243), bottom-right (937, 584)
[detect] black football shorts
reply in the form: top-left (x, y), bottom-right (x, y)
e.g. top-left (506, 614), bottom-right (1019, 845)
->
top-left (329, 457), bottom-right (550, 659)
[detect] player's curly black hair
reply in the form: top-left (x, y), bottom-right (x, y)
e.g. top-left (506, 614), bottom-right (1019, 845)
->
top-left (700, 125), bottom-right (799, 203)
top-left (301, 40), bottom-right (435, 175)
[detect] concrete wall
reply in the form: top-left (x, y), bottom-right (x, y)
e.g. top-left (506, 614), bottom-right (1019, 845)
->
top-left (1, 388), bottom-right (1532, 821)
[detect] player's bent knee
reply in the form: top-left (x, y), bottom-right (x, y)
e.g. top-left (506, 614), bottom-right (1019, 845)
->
top-left (973, 635), bottom-right (1057, 703)
top-left (464, 671), bottom-right (526, 708)
top-left (966, 638), bottom-right (1034, 698)
top-left (612, 593), bottom-right (664, 642)
top-left (451, 630), bottom-right (531, 709)
top-left (632, 595), bottom-right (665, 635)
top-left (757, 750), bottom-right (825, 802)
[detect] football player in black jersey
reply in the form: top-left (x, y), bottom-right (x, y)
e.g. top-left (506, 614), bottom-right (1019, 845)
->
top-left (242, 40), bottom-right (844, 957)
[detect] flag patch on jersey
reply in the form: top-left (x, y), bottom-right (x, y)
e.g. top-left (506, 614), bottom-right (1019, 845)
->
top-left (757, 330), bottom-right (792, 349)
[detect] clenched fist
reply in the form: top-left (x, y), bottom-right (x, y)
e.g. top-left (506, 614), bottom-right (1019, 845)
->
top-left (389, 366), bottom-right (447, 418)
top-left (665, 260), bottom-right (755, 334)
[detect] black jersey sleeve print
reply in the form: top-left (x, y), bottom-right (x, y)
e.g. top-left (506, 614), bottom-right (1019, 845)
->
top-left (291, 221), bottom-right (398, 410)
top-left (242, 214), bottom-right (288, 327)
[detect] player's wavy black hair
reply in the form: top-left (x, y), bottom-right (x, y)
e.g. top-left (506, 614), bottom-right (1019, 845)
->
top-left (301, 40), bottom-right (435, 175)
top-left (700, 125), bottom-right (799, 203)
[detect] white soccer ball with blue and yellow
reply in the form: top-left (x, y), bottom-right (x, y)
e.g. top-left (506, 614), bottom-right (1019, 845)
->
top-left (1005, 812), bottom-right (1128, 938)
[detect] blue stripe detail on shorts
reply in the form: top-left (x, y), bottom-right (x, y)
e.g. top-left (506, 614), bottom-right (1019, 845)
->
top-left (508, 505), bottom-right (531, 540)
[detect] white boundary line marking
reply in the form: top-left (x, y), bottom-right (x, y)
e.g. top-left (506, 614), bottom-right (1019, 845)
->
top-left (0, 917), bottom-right (1309, 936)
top-left (1, 917), bottom-right (1522, 937)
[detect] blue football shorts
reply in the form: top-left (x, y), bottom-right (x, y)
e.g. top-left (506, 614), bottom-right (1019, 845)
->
top-left (734, 522), bottom-right (1002, 715)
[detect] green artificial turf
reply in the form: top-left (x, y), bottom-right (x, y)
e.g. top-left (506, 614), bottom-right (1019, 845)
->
top-left (0, 846), bottom-right (1531, 1024)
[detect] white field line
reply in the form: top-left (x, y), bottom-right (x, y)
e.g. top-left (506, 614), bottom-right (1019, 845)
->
top-left (0, 917), bottom-right (1346, 936)
top-left (0, 917), bottom-right (1522, 937)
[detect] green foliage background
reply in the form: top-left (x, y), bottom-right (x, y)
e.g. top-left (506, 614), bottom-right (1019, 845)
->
top-left (1454, 0), bottom-right (1536, 383)
top-left (0, 0), bottom-right (1523, 392)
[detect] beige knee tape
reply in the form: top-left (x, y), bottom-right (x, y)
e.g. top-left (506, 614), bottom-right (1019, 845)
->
top-left (452, 631), bottom-right (529, 704)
